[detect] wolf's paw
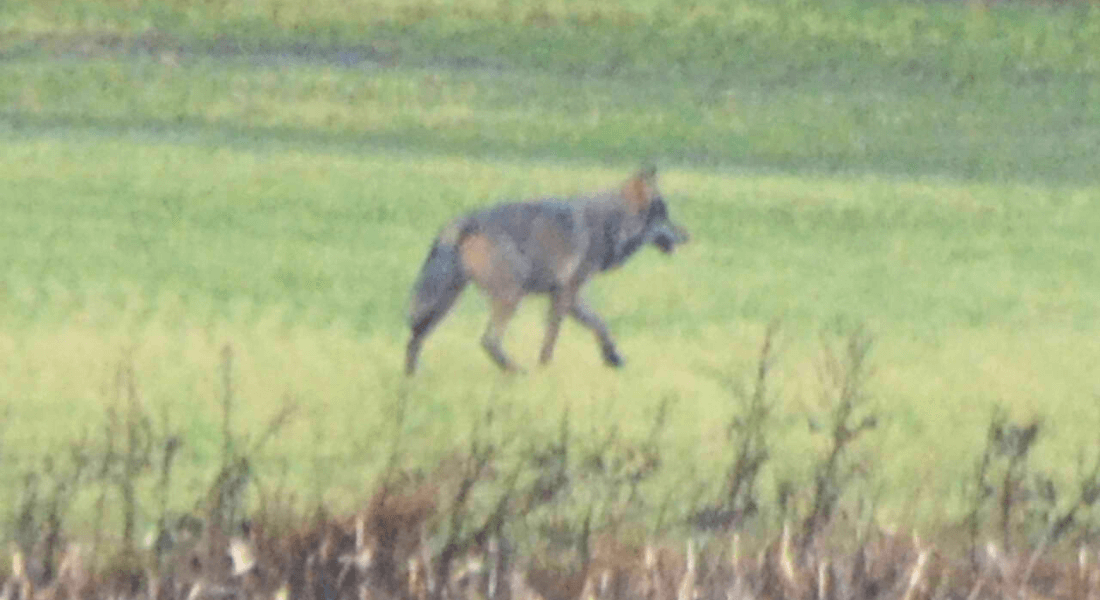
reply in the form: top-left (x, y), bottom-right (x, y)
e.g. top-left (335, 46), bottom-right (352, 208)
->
top-left (603, 349), bottom-right (624, 368)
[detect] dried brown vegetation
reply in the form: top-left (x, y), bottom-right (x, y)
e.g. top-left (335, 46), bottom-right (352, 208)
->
top-left (5, 332), bottom-right (1100, 599)
top-left (7, 490), bottom-right (1100, 600)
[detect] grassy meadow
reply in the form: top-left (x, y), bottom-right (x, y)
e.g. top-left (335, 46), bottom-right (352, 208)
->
top-left (1, 0), bottom-right (1099, 544)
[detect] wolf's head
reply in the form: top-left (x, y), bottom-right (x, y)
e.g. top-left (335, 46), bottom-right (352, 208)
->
top-left (623, 166), bottom-right (690, 255)
top-left (645, 196), bottom-right (690, 254)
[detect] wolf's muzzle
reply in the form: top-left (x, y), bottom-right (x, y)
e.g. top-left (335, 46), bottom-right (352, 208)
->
top-left (652, 223), bottom-right (690, 254)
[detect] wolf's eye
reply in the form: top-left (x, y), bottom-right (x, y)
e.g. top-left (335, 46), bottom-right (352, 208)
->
top-left (648, 197), bottom-right (668, 222)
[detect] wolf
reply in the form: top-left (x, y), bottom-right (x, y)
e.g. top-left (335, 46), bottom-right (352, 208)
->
top-left (404, 166), bottom-right (689, 375)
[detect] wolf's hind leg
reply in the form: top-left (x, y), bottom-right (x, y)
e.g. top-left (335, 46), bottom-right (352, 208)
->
top-left (539, 286), bottom-right (576, 365)
top-left (481, 295), bottom-right (524, 373)
top-left (459, 233), bottom-right (528, 373)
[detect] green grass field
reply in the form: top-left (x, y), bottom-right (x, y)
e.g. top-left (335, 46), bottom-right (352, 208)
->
top-left (1, 0), bottom-right (1099, 541)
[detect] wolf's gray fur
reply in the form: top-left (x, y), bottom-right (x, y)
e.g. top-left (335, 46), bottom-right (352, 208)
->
top-left (405, 167), bottom-right (689, 375)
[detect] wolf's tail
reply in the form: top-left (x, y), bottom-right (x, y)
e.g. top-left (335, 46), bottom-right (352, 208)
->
top-left (408, 237), bottom-right (466, 327)
top-left (406, 220), bottom-right (472, 374)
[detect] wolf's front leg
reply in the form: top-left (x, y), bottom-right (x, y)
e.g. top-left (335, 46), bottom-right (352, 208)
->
top-left (570, 299), bottom-right (623, 367)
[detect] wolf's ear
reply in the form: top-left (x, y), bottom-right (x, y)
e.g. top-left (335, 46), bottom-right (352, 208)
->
top-left (623, 166), bottom-right (658, 213)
